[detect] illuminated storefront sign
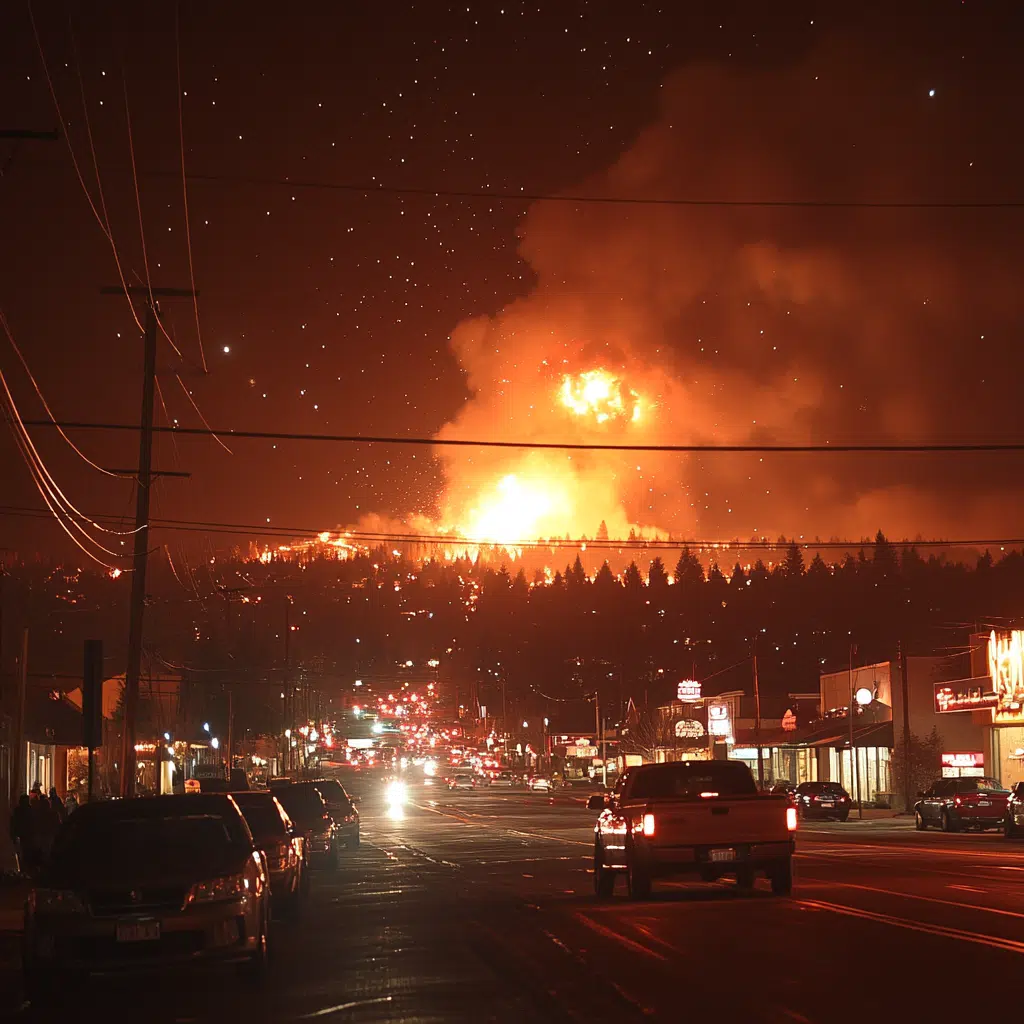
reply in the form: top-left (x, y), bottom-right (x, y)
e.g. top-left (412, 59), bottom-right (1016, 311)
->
top-left (707, 703), bottom-right (732, 739)
top-left (781, 709), bottom-right (797, 732)
top-left (677, 680), bottom-right (702, 703)
top-left (675, 719), bottom-right (705, 740)
top-left (941, 752), bottom-right (984, 779)
top-left (933, 681), bottom-right (997, 714)
top-left (990, 630), bottom-right (1024, 724)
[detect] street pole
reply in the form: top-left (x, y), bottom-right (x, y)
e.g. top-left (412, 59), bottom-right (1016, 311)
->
top-left (104, 286), bottom-right (196, 798)
top-left (284, 596), bottom-right (291, 773)
top-left (12, 629), bottom-right (27, 804)
top-left (849, 644), bottom-right (863, 819)
top-left (226, 687), bottom-right (233, 783)
top-left (899, 642), bottom-right (912, 812)
top-left (753, 649), bottom-right (764, 789)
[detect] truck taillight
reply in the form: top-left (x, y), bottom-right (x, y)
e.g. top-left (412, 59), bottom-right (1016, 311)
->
top-left (786, 806), bottom-right (798, 831)
top-left (642, 813), bottom-right (656, 837)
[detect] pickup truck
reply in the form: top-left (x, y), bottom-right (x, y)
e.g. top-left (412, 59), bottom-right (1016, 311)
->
top-left (588, 760), bottom-right (797, 899)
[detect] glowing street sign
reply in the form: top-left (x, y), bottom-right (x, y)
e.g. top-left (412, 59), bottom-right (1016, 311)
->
top-left (989, 630), bottom-right (1024, 723)
top-left (677, 680), bottom-right (702, 702)
top-left (675, 719), bottom-right (705, 740)
top-left (707, 703), bottom-right (731, 738)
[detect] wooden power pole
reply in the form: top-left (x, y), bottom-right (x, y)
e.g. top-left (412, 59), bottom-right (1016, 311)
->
top-left (102, 287), bottom-right (197, 798)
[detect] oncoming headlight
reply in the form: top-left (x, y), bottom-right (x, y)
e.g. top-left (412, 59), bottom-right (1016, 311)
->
top-left (386, 780), bottom-right (407, 806)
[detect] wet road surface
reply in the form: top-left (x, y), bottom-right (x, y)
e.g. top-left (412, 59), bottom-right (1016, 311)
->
top-left (8, 783), bottom-right (1024, 1022)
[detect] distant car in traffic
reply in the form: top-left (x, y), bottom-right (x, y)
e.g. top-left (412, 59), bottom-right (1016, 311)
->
top-left (527, 776), bottom-right (553, 792)
top-left (795, 782), bottom-right (851, 821)
top-left (447, 771), bottom-right (477, 791)
top-left (272, 782), bottom-right (340, 867)
top-left (915, 776), bottom-right (1009, 832)
top-left (1004, 781), bottom-right (1024, 838)
top-left (231, 791), bottom-right (309, 917)
top-left (770, 781), bottom-right (798, 805)
top-left (22, 794), bottom-right (271, 1003)
top-left (490, 771), bottom-right (517, 787)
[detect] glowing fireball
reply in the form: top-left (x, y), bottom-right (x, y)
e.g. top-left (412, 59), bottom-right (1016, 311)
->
top-left (463, 471), bottom-right (575, 546)
top-left (559, 369), bottom-right (641, 425)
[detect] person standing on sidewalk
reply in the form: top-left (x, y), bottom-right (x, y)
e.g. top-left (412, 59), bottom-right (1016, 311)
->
top-left (48, 788), bottom-right (66, 826)
top-left (8, 796), bottom-right (33, 875)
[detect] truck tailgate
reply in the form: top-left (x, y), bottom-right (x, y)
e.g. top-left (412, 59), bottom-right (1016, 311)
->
top-left (628, 795), bottom-right (791, 848)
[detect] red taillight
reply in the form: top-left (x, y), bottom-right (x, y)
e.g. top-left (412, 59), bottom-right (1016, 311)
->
top-left (954, 797), bottom-right (962, 807)
top-left (642, 813), bottom-right (656, 837)
top-left (786, 806), bottom-right (798, 831)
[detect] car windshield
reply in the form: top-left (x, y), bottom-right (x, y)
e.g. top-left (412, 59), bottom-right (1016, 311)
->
top-left (314, 780), bottom-right (354, 811)
top-left (232, 795), bottom-right (289, 836)
top-left (960, 777), bottom-right (1008, 793)
top-left (628, 762), bottom-right (757, 799)
top-left (51, 803), bottom-right (248, 875)
top-left (275, 785), bottom-right (327, 823)
top-left (798, 782), bottom-right (845, 794)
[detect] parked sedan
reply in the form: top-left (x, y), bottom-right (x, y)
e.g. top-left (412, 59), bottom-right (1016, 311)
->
top-left (22, 794), bottom-right (270, 1004)
top-left (795, 781), bottom-right (851, 821)
top-left (310, 779), bottom-right (360, 850)
top-left (231, 791), bottom-right (308, 916)
top-left (1004, 781), bottom-right (1024, 838)
top-left (916, 776), bottom-right (1010, 832)
top-left (273, 783), bottom-right (340, 868)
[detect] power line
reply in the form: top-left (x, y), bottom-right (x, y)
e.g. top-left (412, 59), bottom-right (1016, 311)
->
top-left (19, 419), bottom-right (1024, 454)
top-left (134, 168), bottom-right (1024, 210)
top-left (0, 503), bottom-right (1020, 552)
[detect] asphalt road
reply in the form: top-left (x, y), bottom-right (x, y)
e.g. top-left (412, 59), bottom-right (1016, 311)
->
top-left (8, 783), bottom-right (1024, 1022)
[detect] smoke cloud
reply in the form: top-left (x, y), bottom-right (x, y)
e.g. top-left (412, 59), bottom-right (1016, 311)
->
top-left (435, 36), bottom-right (1024, 544)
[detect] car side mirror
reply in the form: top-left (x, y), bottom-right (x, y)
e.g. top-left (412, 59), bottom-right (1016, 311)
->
top-left (587, 794), bottom-right (607, 811)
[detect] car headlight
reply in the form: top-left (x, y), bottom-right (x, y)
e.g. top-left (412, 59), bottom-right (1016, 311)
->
top-left (31, 888), bottom-right (86, 915)
top-left (187, 872), bottom-right (249, 904)
top-left (387, 781), bottom-right (407, 805)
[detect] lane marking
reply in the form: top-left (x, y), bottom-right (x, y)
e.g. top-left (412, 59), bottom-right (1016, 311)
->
top-left (573, 913), bottom-right (668, 961)
top-left (948, 884), bottom-right (986, 893)
top-left (798, 878), bottom-right (1024, 920)
top-left (800, 839), bottom-right (1024, 861)
top-left (507, 828), bottom-right (592, 847)
top-left (296, 995), bottom-right (394, 1018)
top-left (797, 899), bottom-right (1024, 955)
top-left (543, 929), bottom-right (573, 954)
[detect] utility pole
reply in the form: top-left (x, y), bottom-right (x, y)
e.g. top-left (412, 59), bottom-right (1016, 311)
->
top-left (899, 641), bottom-right (912, 812)
top-left (103, 286), bottom-right (197, 798)
top-left (12, 629), bottom-right (27, 805)
top-left (849, 644), bottom-right (863, 819)
top-left (753, 648), bottom-right (764, 790)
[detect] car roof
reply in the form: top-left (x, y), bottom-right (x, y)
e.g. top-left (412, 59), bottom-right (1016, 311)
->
top-left (70, 793), bottom-right (243, 821)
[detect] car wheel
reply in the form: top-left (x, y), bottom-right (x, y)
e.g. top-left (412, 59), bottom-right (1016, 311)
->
top-left (1004, 817), bottom-right (1019, 840)
top-left (735, 867), bottom-right (755, 892)
top-left (770, 859), bottom-right (793, 896)
top-left (941, 809), bottom-right (957, 833)
top-left (839, 812), bottom-right (850, 823)
top-left (241, 905), bottom-right (270, 985)
top-left (24, 964), bottom-right (70, 1006)
top-left (915, 810), bottom-right (926, 830)
top-left (348, 830), bottom-right (360, 850)
top-left (626, 858), bottom-right (652, 900)
top-left (326, 844), bottom-right (339, 870)
top-left (593, 840), bottom-right (615, 899)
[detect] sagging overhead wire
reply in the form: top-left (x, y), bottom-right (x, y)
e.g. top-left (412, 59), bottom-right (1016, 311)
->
top-left (174, 0), bottom-right (207, 374)
top-left (174, 374), bottom-right (233, 454)
top-left (0, 310), bottom-right (130, 479)
top-left (30, 3), bottom-right (145, 339)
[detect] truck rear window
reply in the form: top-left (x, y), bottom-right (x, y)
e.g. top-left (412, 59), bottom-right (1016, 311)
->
top-left (628, 762), bottom-right (757, 800)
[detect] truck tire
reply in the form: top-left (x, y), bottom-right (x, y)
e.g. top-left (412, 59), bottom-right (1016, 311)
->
top-left (627, 858), bottom-right (651, 900)
top-left (593, 840), bottom-right (615, 898)
top-left (735, 867), bottom-right (755, 891)
top-left (770, 858), bottom-right (793, 896)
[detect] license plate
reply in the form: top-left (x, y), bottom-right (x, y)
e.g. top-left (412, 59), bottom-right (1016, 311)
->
top-left (710, 848), bottom-right (735, 863)
top-left (116, 920), bottom-right (160, 943)
top-left (820, 801), bottom-right (834, 807)
top-left (977, 801), bottom-right (990, 807)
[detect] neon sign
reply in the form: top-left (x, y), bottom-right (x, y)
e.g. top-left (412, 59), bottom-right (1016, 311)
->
top-left (989, 630), bottom-right (1024, 724)
top-left (677, 680), bottom-right (702, 703)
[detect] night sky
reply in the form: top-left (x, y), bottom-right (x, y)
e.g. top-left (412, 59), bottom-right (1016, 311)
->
top-left (2, 2), bottom-right (1023, 564)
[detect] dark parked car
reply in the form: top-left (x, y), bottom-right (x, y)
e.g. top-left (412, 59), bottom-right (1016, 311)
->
top-left (272, 782), bottom-right (340, 868)
top-left (310, 780), bottom-right (360, 849)
top-left (231, 791), bottom-right (309, 915)
top-left (915, 776), bottom-right (1010, 832)
top-left (22, 794), bottom-right (270, 1003)
top-left (795, 782), bottom-right (851, 821)
top-left (770, 781), bottom-right (798, 805)
top-left (1004, 781), bottom-right (1024, 838)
